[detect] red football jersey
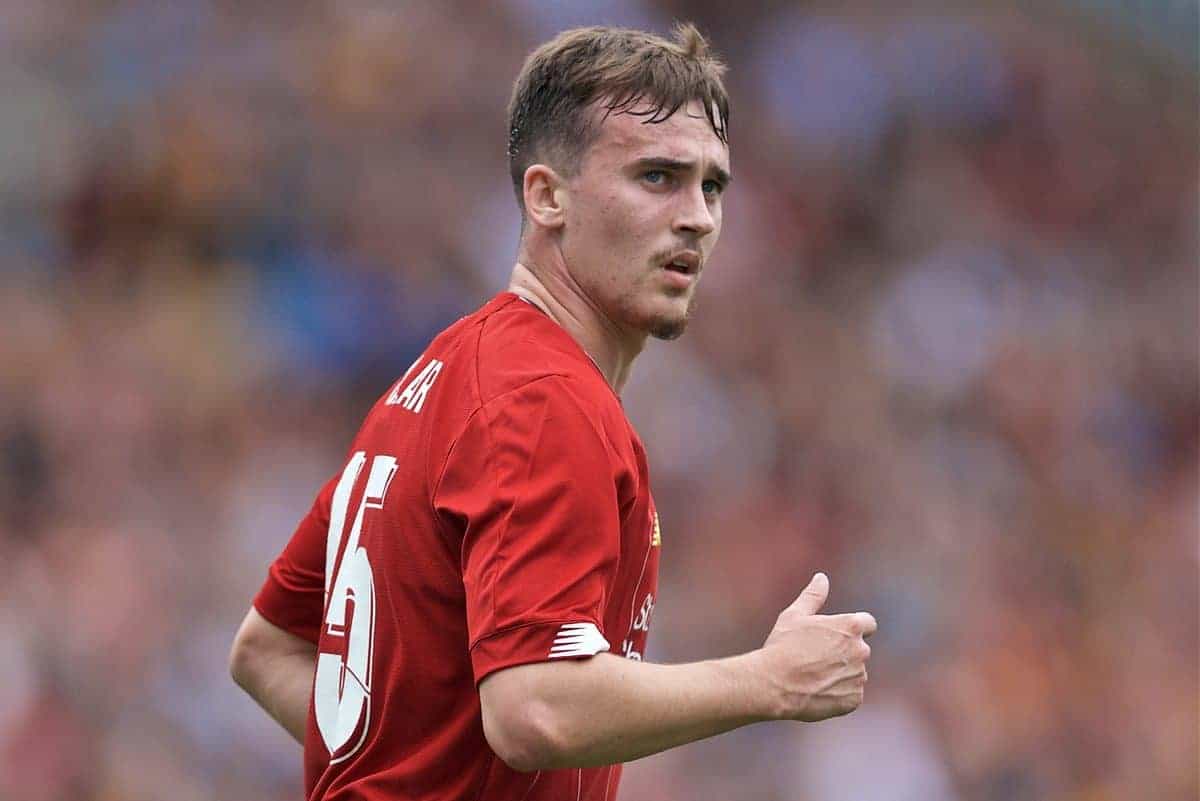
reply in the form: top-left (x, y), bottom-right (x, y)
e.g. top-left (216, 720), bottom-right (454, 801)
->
top-left (254, 292), bottom-right (662, 800)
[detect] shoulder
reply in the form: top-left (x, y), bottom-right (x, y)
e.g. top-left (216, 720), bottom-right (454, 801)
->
top-left (360, 293), bottom-right (627, 455)
top-left (473, 296), bottom-right (616, 415)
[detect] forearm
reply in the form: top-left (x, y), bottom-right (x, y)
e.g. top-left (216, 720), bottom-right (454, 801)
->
top-left (486, 651), bottom-right (775, 769)
top-left (230, 608), bottom-right (317, 744)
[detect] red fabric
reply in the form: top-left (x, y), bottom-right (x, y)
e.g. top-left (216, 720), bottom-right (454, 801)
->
top-left (252, 293), bottom-right (660, 801)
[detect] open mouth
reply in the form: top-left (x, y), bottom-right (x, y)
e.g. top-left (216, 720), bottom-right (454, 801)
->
top-left (661, 261), bottom-right (698, 289)
top-left (663, 252), bottom-right (700, 276)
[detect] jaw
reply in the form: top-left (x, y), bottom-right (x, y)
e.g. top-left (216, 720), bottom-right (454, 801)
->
top-left (650, 294), bottom-right (695, 340)
top-left (615, 280), bottom-right (697, 341)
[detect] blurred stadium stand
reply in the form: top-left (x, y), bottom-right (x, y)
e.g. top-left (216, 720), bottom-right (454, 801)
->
top-left (0, 1), bottom-right (1195, 799)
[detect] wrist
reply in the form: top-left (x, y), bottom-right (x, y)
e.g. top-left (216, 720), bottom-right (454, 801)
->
top-left (720, 650), bottom-right (783, 723)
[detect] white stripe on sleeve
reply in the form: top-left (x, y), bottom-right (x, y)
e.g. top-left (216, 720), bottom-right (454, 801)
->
top-left (547, 622), bottom-right (610, 659)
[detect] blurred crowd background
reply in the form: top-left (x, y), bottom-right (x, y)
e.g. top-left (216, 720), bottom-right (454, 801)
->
top-left (1, 1), bottom-right (1196, 799)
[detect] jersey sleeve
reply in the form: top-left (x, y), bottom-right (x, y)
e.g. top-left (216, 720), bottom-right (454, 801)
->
top-left (434, 376), bottom-right (626, 685)
top-left (252, 476), bottom-right (336, 644)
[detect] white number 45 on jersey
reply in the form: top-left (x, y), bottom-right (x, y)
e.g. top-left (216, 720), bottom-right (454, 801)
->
top-left (313, 451), bottom-right (397, 762)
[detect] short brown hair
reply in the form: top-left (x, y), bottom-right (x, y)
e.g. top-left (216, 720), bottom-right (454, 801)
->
top-left (506, 23), bottom-right (730, 214)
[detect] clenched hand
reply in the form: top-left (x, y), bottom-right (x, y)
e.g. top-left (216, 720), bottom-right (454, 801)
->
top-left (753, 573), bottom-right (876, 722)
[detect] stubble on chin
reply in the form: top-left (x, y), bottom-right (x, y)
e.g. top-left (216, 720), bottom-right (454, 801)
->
top-left (648, 294), bottom-right (698, 341)
top-left (610, 278), bottom-right (700, 341)
top-left (650, 318), bottom-right (686, 340)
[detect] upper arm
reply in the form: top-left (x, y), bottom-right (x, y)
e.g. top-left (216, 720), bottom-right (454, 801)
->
top-left (230, 606), bottom-right (318, 687)
top-left (436, 377), bottom-right (628, 768)
top-left (477, 660), bottom-right (554, 771)
top-left (434, 377), bottom-right (627, 685)
top-left (478, 654), bottom-right (619, 772)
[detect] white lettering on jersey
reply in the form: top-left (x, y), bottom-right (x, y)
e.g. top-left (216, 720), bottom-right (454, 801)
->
top-left (619, 592), bottom-right (656, 661)
top-left (384, 356), bottom-right (422, 404)
top-left (314, 452), bottom-right (399, 763)
top-left (632, 593), bottom-right (655, 632)
top-left (385, 358), bottom-right (443, 413)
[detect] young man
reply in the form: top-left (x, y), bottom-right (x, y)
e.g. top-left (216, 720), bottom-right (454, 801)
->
top-left (230, 23), bottom-right (876, 800)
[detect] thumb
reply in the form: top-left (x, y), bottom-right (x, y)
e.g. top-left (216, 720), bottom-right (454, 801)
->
top-left (789, 572), bottom-right (829, 616)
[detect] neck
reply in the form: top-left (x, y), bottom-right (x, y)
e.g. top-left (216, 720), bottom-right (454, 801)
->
top-left (507, 256), bottom-right (645, 395)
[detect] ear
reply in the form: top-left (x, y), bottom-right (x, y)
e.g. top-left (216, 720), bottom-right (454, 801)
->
top-left (523, 164), bottom-right (567, 230)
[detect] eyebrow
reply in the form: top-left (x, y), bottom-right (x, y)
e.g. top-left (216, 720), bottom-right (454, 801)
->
top-left (633, 157), bottom-right (732, 187)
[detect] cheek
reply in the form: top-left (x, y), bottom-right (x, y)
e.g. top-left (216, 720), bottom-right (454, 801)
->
top-left (602, 191), bottom-right (660, 251)
top-left (594, 188), bottom-right (637, 231)
top-left (572, 189), bottom-right (628, 245)
top-left (566, 185), bottom-right (661, 292)
top-left (599, 207), bottom-right (638, 254)
top-left (580, 196), bottom-right (651, 276)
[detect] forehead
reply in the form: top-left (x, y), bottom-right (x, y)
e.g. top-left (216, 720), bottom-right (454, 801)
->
top-left (584, 99), bottom-right (729, 172)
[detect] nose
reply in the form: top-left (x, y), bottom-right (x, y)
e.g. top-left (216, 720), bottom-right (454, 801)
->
top-left (672, 184), bottom-right (716, 238)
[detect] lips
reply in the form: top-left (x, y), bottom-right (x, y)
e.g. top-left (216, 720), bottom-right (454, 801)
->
top-left (660, 268), bottom-right (695, 289)
top-left (662, 251), bottom-right (701, 275)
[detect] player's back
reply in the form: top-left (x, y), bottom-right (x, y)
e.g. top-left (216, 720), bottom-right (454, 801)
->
top-left (278, 292), bottom-right (660, 800)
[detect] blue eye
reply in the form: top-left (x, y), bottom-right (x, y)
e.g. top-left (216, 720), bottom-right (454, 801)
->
top-left (702, 179), bottom-right (723, 196)
top-left (644, 170), bottom-right (666, 184)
